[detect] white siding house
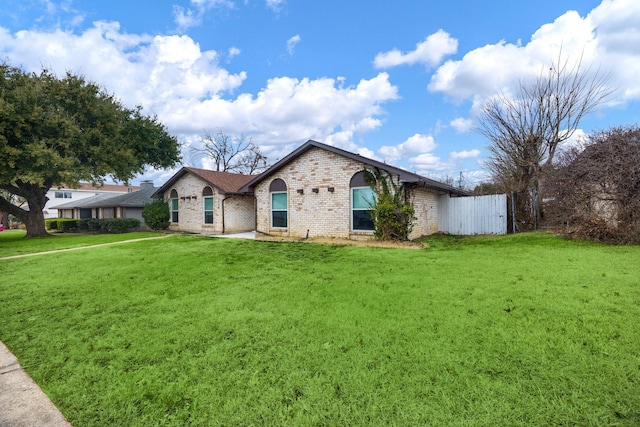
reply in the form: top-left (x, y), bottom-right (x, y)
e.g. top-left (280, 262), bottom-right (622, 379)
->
top-left (44, 183), bottom-right (138, 219)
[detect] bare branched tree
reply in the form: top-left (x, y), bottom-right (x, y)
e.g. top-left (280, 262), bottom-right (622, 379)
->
top-left (191, 130), bottom-right (269, 174)
top-left (477, 52), bottom-right (614, 229)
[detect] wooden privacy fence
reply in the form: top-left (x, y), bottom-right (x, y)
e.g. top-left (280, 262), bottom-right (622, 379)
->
top-left (437, 194), bottom-right (507, 235)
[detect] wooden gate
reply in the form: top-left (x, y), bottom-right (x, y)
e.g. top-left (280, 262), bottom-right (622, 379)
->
top-left (437, 194), bottom-right (507, 235)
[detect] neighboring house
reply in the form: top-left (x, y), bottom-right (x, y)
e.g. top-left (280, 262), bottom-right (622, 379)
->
top-left (152, 167), bottom-right (257, 234)
top-left (44, 182), bottom-right (138, 219)
top-left (55, 181), bottom-right (156, 226)
top-left (239, 140), bottom-right (469, 240)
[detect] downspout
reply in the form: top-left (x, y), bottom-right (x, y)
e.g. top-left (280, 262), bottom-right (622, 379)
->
top-left (254, 195), bottom-right (259, 234)
top-left (221, 195), bottom-right (231, 234)
top-left (251, 195), bottom-right (269, 236)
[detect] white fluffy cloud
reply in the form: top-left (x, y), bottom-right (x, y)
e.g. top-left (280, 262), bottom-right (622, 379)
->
top-left (449, 149), bottom-right (481, 160)
top-left (408, 151), bottom-right (486, 185)
top-left (0, 20), bottom-right (399, 174)
top-left (557, 129), bottom-right (589, 153)
top-left (409, 153), bottom-right (450, 172)
top-left (450, 117), bottom-right (474, 133)
top-left (429, 0), bottom-right (640, 102)
top-left (374, 29), bottom-right (458, 69)
top-left (378, 134), bottom-right (482, 178)
top-left (0, 22), bottom-right (246, 110)
top-left (379, 133), bottom-right (437, 162)
top-left (227, 46), bottom-right (241, 58)
top-left (171, 73), bottom-right (398, 146)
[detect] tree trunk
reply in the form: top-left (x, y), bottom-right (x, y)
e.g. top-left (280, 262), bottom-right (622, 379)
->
top-left (0, 210), bottom-right (8, 228)
top-left (0, 183), bottom-right (51, 238)
top-left (23, 208), bottom-right (49, 238)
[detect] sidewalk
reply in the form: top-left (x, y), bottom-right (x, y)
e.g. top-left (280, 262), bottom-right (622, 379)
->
top-left (0, 341), bottom-right (71, 426)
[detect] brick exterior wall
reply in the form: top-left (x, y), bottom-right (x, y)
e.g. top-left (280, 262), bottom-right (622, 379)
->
top-left (161, 173), bottom-right (255, 234)
top-left (409, 187), bottom-right (440, 239)
top-left (254, 147), bottom-right (443, 240)
top-left (223, 196), bottom-right (256, 233)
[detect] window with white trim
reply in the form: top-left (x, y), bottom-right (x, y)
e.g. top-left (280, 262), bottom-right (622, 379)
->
top-left (270, 179), bottom-right (288, 228)
top-left (350, 172), bottom-right (375, 231)
top-left (203, 187), bottom-right (214, 224)
top-left (170, 189), bottom-right (179, 223)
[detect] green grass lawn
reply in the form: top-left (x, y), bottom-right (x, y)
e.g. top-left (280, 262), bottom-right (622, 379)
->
top-left (1, 233), bottom-right (638, 426)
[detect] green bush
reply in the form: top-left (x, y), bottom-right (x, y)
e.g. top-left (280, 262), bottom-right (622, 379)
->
top-left (371, 194), bottom-right (415, 241)
top-left (142, 199), bottom-right (170, 230)
top-left (105, 218), bottom-right (141, 233)
top-left (86, 219), bottom-right (103, 232)
top-left (52, 218), bottom-right (140, 233)
top-left (45, 219), bottom-right (58, 230)
top-left (364, 167), bottom-right (416, 241)
top-left (57, 219), bottom-right (79, 232)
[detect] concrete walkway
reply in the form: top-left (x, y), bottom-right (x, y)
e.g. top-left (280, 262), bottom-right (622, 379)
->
top-left (0, 341), bottom-right (71, 427)
top-left (0, 234), bottom-right (174, 261)
top-left (212, 231), bottom-right (256, 239)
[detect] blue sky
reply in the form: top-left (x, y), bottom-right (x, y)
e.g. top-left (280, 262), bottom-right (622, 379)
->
top-left (2, 0), bottom-right (638, 187)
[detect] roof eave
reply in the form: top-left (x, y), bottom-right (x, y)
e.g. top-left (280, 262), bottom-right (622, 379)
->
top-left (152, 167), bottom-right (190, 198)
top-left (239, 140), bottom-right (321, 192)
top-left (238, 139), bottom-right (471, 196)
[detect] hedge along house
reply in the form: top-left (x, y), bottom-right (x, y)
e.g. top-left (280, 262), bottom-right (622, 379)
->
top-left (55, 180), bottom-right (157, 227)
top-left (153, 167), bottom-right (257, 234)
top-left (239, 140), bottom-right (468, 240)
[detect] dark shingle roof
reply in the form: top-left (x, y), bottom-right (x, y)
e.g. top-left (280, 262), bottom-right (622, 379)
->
top-left (54, 184), bottom-right (157, 209)
top-left (100, 185), bottom-right (157, 207)
top-left (152, 167), bottom-right (257, 197)
top-left (184, 167), bottom-right (257, 194)
top-left (239, 140), bottom-right (469, 196)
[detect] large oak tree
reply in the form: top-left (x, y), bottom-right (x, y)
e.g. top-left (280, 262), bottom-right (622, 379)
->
top-left (0, 64), bottom-right (181, 237)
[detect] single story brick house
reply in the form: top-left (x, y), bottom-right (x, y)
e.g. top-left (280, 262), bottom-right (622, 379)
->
top-left (152, 167), bottom-right (256, 234)
top-left (55, 181), bottom-right (156, 226)
top-left (154, 141), bottom-right (497, 239)
top-left (238, 140), bottom-right (468, 240)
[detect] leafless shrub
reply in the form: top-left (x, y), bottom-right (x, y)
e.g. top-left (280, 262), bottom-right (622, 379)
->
top-left (546, 125), bottom-right (640, 244)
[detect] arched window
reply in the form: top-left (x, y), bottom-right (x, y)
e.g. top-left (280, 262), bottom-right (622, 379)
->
top-left (170, 189), bottom-right (179, 223)
top-left (350, 171), bottom-right (375, 231)
top-left (203, 186), bottom-right (214, 224)
top-left (269, 179), bottom-right (288, 228)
